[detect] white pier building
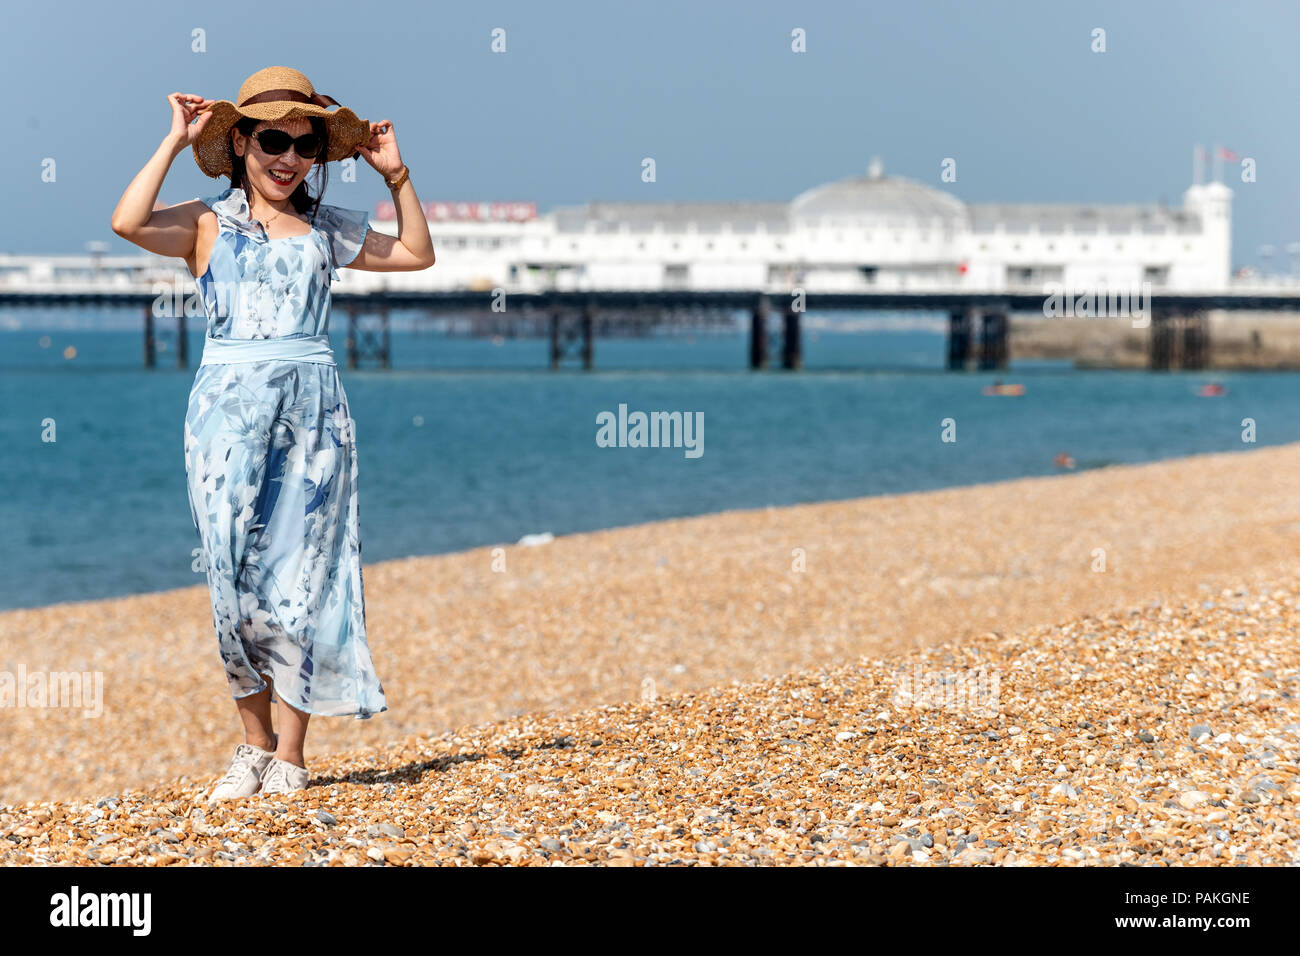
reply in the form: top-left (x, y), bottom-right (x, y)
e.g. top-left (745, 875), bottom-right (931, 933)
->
top-left (362, 157), bottom-right (1232, 295)
top-left (0, 158), bottom-right (1235, 301)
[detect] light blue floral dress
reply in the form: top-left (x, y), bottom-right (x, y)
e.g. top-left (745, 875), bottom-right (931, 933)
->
top-left (183, 186), bottom-right (387, 719)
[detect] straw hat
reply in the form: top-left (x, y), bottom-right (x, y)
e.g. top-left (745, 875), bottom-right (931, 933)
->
top-left (192, 66), bottom-right (370, 178)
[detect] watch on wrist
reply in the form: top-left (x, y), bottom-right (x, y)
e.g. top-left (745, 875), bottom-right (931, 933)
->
top-left (386, 165), bottom-right (410, 191)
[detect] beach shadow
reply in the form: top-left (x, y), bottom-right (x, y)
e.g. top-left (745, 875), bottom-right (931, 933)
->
top-left (308, 734), bottom-right (579, 788)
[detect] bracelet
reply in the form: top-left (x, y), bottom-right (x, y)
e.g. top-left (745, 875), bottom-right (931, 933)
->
top-left (385, 165), bottom-right (410, 191)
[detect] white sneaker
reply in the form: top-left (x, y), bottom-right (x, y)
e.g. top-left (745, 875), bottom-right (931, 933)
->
top-left (260, 757), bottom-right (310, 795)
top-left (207, 739), bottom-right (277, 802)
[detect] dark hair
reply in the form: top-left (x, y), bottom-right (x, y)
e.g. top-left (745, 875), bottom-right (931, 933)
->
top-left (228, 115), bottom-right (329, 223)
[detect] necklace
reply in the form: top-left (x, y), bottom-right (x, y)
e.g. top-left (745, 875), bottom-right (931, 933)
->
top-left (254, 208), bottom-right (284, 231)
top-left (252, 206), bottom-right (299, 235)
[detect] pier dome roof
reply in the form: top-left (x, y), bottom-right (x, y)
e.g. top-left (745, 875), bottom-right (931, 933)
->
top-left (791, 159), bottom-right (967, 228)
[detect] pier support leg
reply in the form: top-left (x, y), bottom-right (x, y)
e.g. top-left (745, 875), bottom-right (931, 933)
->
top-left (549, 305), bottom-right (562, 370)
top-left (581, 299), bottom-right (594, 370)
top-left (345, 302), bottom-right (390, 369)
top-left (947, 308), bottom-right (973, 370)
top-left (381, 303), bottom-right (391, 370)
top-left (750, 296), bottom-right (769, 369)
top-left (143, 304), bottom-right (155, 369)
top-left (1150, 311), bottom-right (1173, 370)
top-left (1182, 310), bottom-right (1208, 370)
top-left (346, 304), bottom-right (359, 370)
top-left (979, 311), bottom-right (1008, 370)
top-left (782, 304), bottom-right (802, 370)
top-left (177, 312), bottom-right (188, 368)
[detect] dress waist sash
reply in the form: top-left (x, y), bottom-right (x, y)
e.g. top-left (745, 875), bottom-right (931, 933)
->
top-left (199, 334), bottom-right (336, 367)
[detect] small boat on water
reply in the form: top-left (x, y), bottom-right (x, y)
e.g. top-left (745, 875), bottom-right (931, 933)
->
top-left (982, 382), bottom-right (1025, 396)
top-left (1198, 383), bottom-right (1227, 397)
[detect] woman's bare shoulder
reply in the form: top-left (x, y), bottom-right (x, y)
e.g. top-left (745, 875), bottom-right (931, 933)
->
top-left (147, 197), bottom-right (215, 232)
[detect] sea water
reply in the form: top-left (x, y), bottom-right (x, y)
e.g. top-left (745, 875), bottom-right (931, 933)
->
top-left (2, 323), bottom-right (1295, 611)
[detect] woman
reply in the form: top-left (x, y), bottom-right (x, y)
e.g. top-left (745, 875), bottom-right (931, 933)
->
top-left (110, 66), bottom-right (435, 801)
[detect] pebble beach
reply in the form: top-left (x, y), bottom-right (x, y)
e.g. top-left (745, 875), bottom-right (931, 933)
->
top-left (3, 442), bottom-right (1300, 865)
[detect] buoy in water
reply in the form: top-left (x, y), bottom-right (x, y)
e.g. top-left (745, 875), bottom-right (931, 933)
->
top-left (982, 383), bottom-right (1025, 396)
top-left (1198, 383), bottom-right (1226, 397)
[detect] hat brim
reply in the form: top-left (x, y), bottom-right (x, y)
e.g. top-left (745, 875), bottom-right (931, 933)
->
top-left (192, 100), bottom-right (370, 179)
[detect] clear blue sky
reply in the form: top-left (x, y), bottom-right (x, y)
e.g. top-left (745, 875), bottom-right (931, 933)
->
top-left (3, 0), bottom-right (1297, 269)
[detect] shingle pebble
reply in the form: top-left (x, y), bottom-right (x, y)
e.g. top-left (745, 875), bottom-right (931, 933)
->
top-left (8, 443), bottom-right (1300, 811)
top-left (6, 446), bottom-right (1300, 865)
top-left (2, 575), bottom-right (1298, 866)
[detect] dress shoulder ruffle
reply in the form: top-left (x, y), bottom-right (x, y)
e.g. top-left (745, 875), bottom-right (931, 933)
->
top-left (194, 187), bottom-right (265, 242)
top-left (312, 204), bottom-right (372, 281)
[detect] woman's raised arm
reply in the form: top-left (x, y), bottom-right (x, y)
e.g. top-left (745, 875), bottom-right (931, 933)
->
top-left (110, 93), bottom-right (214, 260)
top-left (349, 119), bottom-right (437, 272)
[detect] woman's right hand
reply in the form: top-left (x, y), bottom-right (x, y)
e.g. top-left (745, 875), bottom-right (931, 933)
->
top-left (112, 93), bottom-right (215, 248)
top-left (167, 93), bottom-right (214, 151)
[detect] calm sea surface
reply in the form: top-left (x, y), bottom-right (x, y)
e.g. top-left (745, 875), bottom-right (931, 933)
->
top-left (1, 321), bottom-right (1292, 611)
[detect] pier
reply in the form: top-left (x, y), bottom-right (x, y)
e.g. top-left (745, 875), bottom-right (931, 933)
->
top-left (12, 160), bottom-right (1284, 370)
top-left (5, 264), bottom-right (1300, 371)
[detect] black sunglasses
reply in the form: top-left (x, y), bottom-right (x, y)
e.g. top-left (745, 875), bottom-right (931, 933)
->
top-left (251, 129), bottom-right (324, 159)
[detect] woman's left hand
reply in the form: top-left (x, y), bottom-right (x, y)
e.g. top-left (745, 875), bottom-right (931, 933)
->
top-left (356, 119), bottom-right (404, 179)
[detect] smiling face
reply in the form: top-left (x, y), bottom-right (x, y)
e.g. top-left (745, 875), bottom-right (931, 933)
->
top-left (231, 117), bottom-right (319, 202)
